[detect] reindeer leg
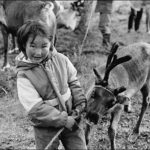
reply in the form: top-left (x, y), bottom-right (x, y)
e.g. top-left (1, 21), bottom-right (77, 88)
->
top-left (1, 25), bottom-right (9, 70)
top-left (11, 34), bottom-right (15, 50)
top-left (146, 8), bottom-right (150, 33)
top-left (128, 84), bottom-right (149, 142)
top-left (9, 34), bottom-right (15, 53)
top-left (135, 84), bottom-right (149, 133)
top-left (9, 35), bottom-right (18, 54)
top-left (124, 97), bottom-right (133, 113)
top-left (84, 122), bottom-right (92, 145)
top-left (108, 104), bottom-right (123, 150)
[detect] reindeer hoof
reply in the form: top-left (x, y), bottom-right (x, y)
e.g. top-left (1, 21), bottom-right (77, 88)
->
top-left (124, 105), bottom-right (134, 113)
top-left (128, 131), bottom-right (139, 143)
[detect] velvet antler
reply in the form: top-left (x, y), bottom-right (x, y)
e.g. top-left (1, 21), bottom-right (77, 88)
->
top-left (106, 42), bottom-right (119, 68)
top-left (102, 42), bottom-right (132, 86)
top-left (93, 42), bottom-right (132, 90)
top-left (103, 55), bottom-right (132, 84)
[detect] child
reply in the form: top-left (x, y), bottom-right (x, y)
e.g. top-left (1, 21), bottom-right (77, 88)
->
top-left (16, 20), bottom-right (87, 150)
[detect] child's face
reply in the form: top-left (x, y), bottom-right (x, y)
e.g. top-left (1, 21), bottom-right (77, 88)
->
top-left (26, 35), bottom-right (51, 63)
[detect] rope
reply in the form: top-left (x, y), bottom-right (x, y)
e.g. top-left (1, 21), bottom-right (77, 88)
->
top-left (44, 2), bottom-right (96, 149)
top-left (44, 128), bottom-right (64, 150)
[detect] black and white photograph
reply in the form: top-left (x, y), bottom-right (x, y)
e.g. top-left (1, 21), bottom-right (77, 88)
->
top-left (0, 0), bottom-right (150, 149)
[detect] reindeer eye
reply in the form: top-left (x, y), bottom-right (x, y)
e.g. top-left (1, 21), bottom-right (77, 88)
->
top-left (91, 90), bottom-right (95, 98)
top-left (106, 99), bottom-right (115, 109)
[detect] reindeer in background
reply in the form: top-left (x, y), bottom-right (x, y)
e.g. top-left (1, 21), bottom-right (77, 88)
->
top-left (85, 42), bottom-right (150, 150)
top-left (0, 0), bottom-right (82, 70)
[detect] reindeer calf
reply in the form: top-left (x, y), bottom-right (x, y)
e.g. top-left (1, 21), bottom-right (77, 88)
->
top-left (86, 42), bottom-right (150, 150)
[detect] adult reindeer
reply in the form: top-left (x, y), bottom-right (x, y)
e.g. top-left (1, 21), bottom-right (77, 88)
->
top-left (0, 0), bottom-right (81, 70)
top-left (86, 42), bottom-right (150, 150)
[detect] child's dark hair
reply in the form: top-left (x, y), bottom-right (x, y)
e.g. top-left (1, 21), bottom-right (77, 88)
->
top-left (17, 21), bottom-right (54, 57)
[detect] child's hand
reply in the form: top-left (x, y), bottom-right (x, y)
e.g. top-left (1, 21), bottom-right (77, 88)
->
top-left (71, 109), bottom-right (81, 123)
top-left (71, 102), bottom-right (86, 122)
top-left (65, 116), bottom-right (78, 131)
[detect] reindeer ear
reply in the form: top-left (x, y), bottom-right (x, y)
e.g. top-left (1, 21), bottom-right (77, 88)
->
top-left (93, 68), bottom-right (102, 80)
top-left (93, 68), bottom-right (103, 84)
top-left (113, 86), bottom-right (126, 96)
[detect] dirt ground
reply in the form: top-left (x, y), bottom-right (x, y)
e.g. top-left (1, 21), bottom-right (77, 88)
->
top-left (0, 4), bottom-right (150, 150)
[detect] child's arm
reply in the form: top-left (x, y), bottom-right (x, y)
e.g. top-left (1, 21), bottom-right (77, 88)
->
top-left (17, 77), bottom-right (68, 128)
top-left (66, 57), bottom-right (87, 111)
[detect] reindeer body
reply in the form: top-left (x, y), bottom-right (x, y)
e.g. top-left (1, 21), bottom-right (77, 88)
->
top-left (98, 42), bottom-right (150, 97)
top-left (86, 42), bottom-right (150, 150)
top-left (0, 0), bottom-right (81, 70)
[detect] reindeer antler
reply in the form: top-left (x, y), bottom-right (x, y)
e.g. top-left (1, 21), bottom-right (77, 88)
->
top-left (106, 42), bottom-right (119, 68)
top-left (93, 42), bottom-right (132, 88)
top-left (103, 55), bottom-right (132, 83)
top-left (102, 42), bottom-right (132, 86)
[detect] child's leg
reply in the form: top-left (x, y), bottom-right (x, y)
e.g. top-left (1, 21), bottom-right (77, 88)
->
top-left (99, 12), bottom-right (111, 48)
top-left (128, 7), bottom-right (135, 32)
top-left (135, 8), bottom-right (143, 31)
top-left (61, 123), bottom-right (87, 150)
top-left (34, 127), bottom-right (60, 150)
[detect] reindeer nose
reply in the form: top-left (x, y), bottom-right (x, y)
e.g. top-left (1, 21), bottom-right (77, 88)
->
top-left (86, 112), bottom-right (99, 124)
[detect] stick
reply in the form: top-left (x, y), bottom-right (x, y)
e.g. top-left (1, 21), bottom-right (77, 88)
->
top-left (44, 128), bottom-right (64, 150)
top-left (43, 67), bottom-right (67, 149)
top-left (44, 67), bottom-right (67, 111)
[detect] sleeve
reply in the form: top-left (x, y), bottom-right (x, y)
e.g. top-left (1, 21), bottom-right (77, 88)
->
top-left (17, 77), bottom-right (68, 128)
top-left (66, 57), bottom-right (87, 108)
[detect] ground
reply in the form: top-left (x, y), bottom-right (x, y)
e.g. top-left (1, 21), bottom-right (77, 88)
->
top-left (0, 5), bottom-right (150, 150)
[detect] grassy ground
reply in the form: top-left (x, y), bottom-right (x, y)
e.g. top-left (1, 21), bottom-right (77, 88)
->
top-left (0, 8), bottom-right (150, 149)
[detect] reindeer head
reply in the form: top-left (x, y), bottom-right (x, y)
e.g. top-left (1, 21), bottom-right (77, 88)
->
top-left (86, 42), bottom-right (132, 124)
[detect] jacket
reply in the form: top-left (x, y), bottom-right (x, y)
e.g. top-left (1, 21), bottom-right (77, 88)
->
top-left (95, 0), bottom-right (113, 14)
top-left (16, 48), bottom-right (86, 128)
